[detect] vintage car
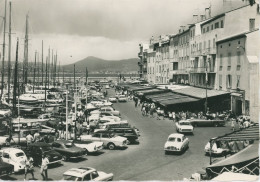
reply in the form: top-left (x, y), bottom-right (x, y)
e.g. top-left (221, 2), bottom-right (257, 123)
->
top-left (164, 133), bottom-right (189, 154)
top-left (0, 157), bottom-right (14, 177)
top-left (204, 139), bottom-right (230, 156)
top-left (0, 147), bottom-right (27, 172)
top-left (100, 106), bottom-right (120, 116)
top-left (72, 140), bottom-right (103, 154)
top-left (95, 101), bottom-right (113, 108)
top-left (105, 127), bottom-right (139, 144)
top-left (100, 114), bottom-right (121, 122)
top-left (189, 119), bottom-right (225, 127)
top-left (26, 142), bottom-right (63, 166)
top-left (80, 131), bottom-right (128, 150)
top-left (175, 120), bottom-right (194, 134)
top-left (51, 140), bottom-right (86, 161)
top-left (62, 167), bottom-right (113, 181)
top-left (108, 97), bottom-right (117, 103)
top-left (118, 95), bottom-right (127, 102)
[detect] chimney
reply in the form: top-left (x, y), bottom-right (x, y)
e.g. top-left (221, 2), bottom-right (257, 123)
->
top-left (193, 15), bottom-right (198, 23)
top-left (205, 8), bottom-right (209, 19)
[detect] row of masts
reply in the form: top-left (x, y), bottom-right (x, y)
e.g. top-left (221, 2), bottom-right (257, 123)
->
top-left (0, 0), bottom-right (61, 102)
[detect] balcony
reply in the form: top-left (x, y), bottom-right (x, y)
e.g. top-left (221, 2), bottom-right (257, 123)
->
top-left (204, 47), bottom-right (216, 55)
top-left (194, 50), bottom-right (202, 57)
top-left (138, 61), bottom-right (143, 66)
top-left (138, 52), bottom-right (143, 58)
top-left (190, 67), bottom-right (206, 73)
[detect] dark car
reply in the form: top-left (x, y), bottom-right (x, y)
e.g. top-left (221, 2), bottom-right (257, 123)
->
top-left (189, 119), bottom-right (226, 127)
top-left (0, 157), bottom-right (14, 177)
top-left (26, 142), bottom-right (62, 166)
top-left (51, 140), bottom-right (86, 161)
top-left (104, 127), bottom-right (139, 144)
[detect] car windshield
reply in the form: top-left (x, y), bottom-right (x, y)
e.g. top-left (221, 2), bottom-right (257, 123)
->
top-left (42, 146), bottom-right (52, 152)
top-left (65, 143), bottom-right (75, 148)
top-left (63, 175), bottom-right (82, 181)
top-left (180, 122), bottom-right (191, 125)
top-left (168, 137), bottom-right (176, 142)
top-left (15, 152), bottom-right (25, 157)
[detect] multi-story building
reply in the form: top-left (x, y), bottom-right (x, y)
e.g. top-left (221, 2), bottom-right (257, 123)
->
top-left (215, 3), bottom-right (259, 122)
top-left (189, 14), bottom-right (225, 89)
top-left (138, 43), bottom-right (149, 80)
top-left (169, 34), bottom-right (179, 83)
top-left (147, 40), bottom-right (156, 84)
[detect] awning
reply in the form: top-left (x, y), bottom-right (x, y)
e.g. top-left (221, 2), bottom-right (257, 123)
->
top-left (206, 143), bottom-right (259, 177)
top-left (159, 96), bottom-right (199, 107)
top-left (172, 87), bottom-right (229, 99)
top-left (213, 123), bottom-right (259, 142)
top-left (135, 89), bottom-right (168, 96)
top-left (211, 172), bottom-right (259, 181)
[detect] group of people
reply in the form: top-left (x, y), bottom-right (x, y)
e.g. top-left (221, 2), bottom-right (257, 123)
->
top-left (22, 153), bottom-right (49, 181)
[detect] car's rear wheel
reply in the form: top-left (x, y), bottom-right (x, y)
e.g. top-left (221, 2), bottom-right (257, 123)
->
top-left (107, 143), bottom-right (115, 150)
top-left (62, 155), bottom-right (68, 161)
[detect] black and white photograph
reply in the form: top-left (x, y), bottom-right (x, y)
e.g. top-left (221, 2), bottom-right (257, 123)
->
top-left (0, 0), bottom-right (259, 181)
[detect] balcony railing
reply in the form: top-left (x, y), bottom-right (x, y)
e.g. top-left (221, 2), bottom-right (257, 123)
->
top-left (190, 67), bottom-right (206, 73)
top-left (138, 61), bottom-right (143, 66)
top-left (138, 52), bottom-right (143, 57)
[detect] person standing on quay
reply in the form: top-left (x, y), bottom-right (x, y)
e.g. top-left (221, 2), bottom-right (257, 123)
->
top-left (41, 154), bottom-right (49, 180)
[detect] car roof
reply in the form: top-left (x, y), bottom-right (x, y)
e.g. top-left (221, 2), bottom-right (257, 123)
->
top-left (63, 167), bottom-right (96, 178)
top-left (179, 120), bottom-right (190, 123)
top-left (29, 142), bottom-right (51, 147)
top-left (53, 140), bottom-right (72, 144)
top-left (1, 147), bottom-right (24, 153)
top-left (168, 133), bottom-right (184, 138)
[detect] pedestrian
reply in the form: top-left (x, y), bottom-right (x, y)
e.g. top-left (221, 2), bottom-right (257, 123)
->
top-left (26, 132), bottom-right (34, 146)
top-left (156, 107), bottom-right (161, 120)
top-left (34, 131), bottom-right (41, 143)
top-left (24, 155), bottom-right (35, 180)
top-left (172, 112), bottom-right (176, 122)
top-left (231, 119), bottom-right (235, 131)
top-left (41, 154), bottom-right (49, 180)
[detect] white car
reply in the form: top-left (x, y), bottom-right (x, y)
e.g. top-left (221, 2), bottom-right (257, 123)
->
top-left (73, 140), bottom-right (103, 154)
top-left (108, 97), bottom-right (117, 103)
top-left (164, 133), bottom-right (189, 154)
top-left (118, 95), bottom-right (127, 102)
top-left (100, 107), bottom-right (120, 116)
top-left (62, 167), bottom-right (113, 181)
top-left (175, 120), bottom-right (194, 134)
top-left (0, 148), bottom-right (27, 172)
top-left (80, 132), bottom-right (128, 150)
top-left (100, 115), bottom-right (121, 122)
top-left (105, 85), bottom-right (110, 89)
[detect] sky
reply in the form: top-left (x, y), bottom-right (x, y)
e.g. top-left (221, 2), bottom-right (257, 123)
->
top-left (0, 0), bottom-right (238, 65)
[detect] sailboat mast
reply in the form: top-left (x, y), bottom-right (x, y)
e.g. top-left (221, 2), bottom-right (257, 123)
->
top-left (13, 38), bottom-right (19, 115)
top-left (23, 14), bottom-right (29, 86)
top-left (48, 47), bottom-right (50, 89)
top-left (41, 40), bottom-right (43, 86)
top-left (7, 1), bottom-right (12, 103)
top-left (1, 0), bottom-right (7, 100)
top-left (33, 51), bottom-right (36, 93)
top-left (51, 49), bottom-right (53, 86)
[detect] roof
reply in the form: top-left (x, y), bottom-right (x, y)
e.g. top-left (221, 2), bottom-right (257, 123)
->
top-left (159, 96), bottom-right (199, 107)
top-left (63, 167), bottom-right (95, 177)
top-left (216, 29), bottom-right (259, 45)
top-left (135, 89), bottom-right (168, 96)
top-left (29, 142), bottom-right (51, 147)
top-left (169, 133), bottom-right (184, 138)
top-left (207, 143), bottom-right (258, 168)
top-left (200, 13), bottom-right (225, 27)
top-left (212, 172), bottom-right (259, 181)
top-left (172, 87), bottom-right (229, 99)
top-left (212, 123), bottom-right (259, 142)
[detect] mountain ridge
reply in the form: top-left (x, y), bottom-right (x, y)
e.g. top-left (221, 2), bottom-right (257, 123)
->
top-left (63, 56), bottom-right (139, 73)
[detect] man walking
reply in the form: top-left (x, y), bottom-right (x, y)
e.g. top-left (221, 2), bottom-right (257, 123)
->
top-left (41, 154), bottom-right (49, 180)
top-left (24, 155), bottom-right (35, 180)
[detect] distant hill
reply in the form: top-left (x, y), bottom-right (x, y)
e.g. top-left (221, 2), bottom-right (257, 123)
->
top-left (63, 56), bottom-right (139, 73)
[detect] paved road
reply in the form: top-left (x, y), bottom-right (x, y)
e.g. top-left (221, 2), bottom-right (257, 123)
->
top-left (4, 89), bottom-right (232, 181)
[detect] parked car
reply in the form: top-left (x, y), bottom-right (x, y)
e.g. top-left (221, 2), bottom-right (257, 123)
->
top-left (80, 131), bottom-right (128, 150)
top-left (51, 140), bottom-right (86, 161)
top-left (72, 140), bottom-right (103, 154)
top-left (175, 120), bottom-right (194, 134)
top-left (105, 127), bottom-right (139, 144)
top-left (0, 157), bottom-right (14, 177)
top-left (0, 147), bottom-right (27, 172)
top-left (100, 107), bottom-right (120, 116)
top-left (189, 119), bottom-right (226, 127)
top-left (108, 97), bottom-right (117, 103)
top-left (26, 142), bottom-right (62, 166)
top-left (164, 133), bottom-right (189, 154)
top-left (204, 139), bottom-right (230, 156)
top-left (62, 167), bottom-right (113, 181)
top-left (118, 95), bottom-right (127, 102)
